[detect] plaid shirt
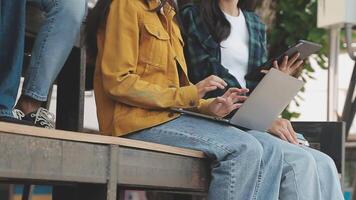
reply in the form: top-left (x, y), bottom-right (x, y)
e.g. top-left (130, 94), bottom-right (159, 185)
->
top-left (180, 4), bottom-right (268, 98)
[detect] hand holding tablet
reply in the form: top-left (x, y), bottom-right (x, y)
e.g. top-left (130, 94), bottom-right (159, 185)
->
top-left (245, 40), bottom-right (322, 81)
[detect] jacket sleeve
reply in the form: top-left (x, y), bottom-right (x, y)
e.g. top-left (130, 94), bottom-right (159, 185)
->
top-left (100, 0), bottom-right (201, 110)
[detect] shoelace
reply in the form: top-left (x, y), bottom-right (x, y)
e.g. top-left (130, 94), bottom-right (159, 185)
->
top-left (12, 109), bottom-right (25, 120)
top-left (30, 107), bottom-right (55, 129)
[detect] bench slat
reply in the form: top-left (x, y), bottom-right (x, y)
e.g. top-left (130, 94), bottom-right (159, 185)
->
top-left (0, 122), bottom-right (205, 159)
top-left (0, 131), bottom-right (209, 192)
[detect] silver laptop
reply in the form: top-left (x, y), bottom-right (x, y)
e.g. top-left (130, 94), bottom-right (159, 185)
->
top-left (172, 68), bottom-right (304, 132)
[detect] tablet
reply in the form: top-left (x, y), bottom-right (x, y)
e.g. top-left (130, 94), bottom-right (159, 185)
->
top-left (245, 40), bottom-right (322, 81)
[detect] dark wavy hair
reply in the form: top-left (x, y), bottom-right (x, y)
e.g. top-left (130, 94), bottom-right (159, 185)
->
top-left (85, 0), bottom-right (177, 61)
top-left (200, 0), bottom-right (259, 43)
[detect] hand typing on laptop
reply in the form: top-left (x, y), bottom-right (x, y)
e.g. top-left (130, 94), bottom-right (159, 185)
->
top-left (194, 75), bottom-right (249, 117)
top-left (207, 88), bottom-right (249, 117)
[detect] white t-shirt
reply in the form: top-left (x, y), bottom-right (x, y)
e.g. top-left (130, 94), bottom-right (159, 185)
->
top-left (220, 10), bottom-right (250, 88)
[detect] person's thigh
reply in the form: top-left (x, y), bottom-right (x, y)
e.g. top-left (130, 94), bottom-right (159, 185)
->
top-left (127, 116), bottom-right (265, 200)
top-left (247, 130), bottom-right (313, 159)
top-left (127, 115), bottom-right (263, 161)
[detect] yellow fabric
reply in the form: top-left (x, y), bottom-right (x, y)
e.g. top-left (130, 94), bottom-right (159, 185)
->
top-left (94, 0), bottom-right (213, 136)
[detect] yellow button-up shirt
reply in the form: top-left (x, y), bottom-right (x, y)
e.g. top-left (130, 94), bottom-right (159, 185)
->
top-left (94, 0), bottom-right (213, 136)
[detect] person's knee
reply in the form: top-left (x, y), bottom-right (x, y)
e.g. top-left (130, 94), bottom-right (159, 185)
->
top-left (296, 150), bottom-right (317, 171)
top-left (312, 150), bottom-right (337, 171)
top-left (229, 135), bottom-right (263, 162)
top-left (249, 131), bottom-right (284, 161)
top-left (324, 154), bottom-right (337, 169)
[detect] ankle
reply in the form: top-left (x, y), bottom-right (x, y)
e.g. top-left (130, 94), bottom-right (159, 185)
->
top-left (16, 96), bottom-right (43, 115)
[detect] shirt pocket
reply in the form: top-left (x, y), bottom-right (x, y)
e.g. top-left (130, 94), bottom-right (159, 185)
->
top-left (139, 23), bottom-right (170, 71)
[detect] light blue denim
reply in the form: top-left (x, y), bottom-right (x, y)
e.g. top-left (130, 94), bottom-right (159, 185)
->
top-left (0, 0), bottom-right (86, 118)
top-left (0, 0), bottom-right (26, 117)
top-left (127, 115), bottom-right (343, 200)
top-left (248, 130), bottom-right (344, 200)
top-left (127, 115), bottom-right (283, 200)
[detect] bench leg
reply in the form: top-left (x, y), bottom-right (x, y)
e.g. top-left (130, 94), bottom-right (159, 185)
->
top-left (56, 47), bottom-right (85, 132)
top-left (352, 174), bottom-right (356, 200)
top-left (117, 190), bottom-right (125, 200)
top-left (107, 145), bottom-right (118, 200)
top-left (0, 184), bottom-right (13, 200)
top-left (173, 194), bottom-right (194, 200)
top-left (53, 184), bottom-right (107, 200)
top-left (22, 185), bottom-right (34, 200)
top-left (146, 192), bottom-right (195, 200)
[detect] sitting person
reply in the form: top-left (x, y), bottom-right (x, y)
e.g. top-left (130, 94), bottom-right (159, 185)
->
top-left (0, 0), bottom-right (86, 128)
top-left (86, 0), bottom-right (294, 199)
top-left (180, 0), bottom-right (343, 199)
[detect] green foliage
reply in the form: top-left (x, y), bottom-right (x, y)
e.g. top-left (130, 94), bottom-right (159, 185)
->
top-left (266, 0), bottom-right (329, 120)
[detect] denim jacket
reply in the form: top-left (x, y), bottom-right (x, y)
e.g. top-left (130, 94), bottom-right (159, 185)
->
top-left (180, 4), bottom-right (268, 98)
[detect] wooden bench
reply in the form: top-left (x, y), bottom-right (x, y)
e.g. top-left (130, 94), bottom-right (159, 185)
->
top-left (0, 122), bottom-right (209, 200)
top-left (0, 121), bottom-right (345, 200)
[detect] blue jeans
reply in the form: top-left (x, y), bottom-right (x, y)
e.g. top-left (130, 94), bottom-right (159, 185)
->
top-left (127, 116), bottom-right (343, 200)
top-left (127, 116), bottom-right (279, 200)
top-left (248, 130), bottom-right (344, 200)
top-left (0, 0), bottom-right (86, 117)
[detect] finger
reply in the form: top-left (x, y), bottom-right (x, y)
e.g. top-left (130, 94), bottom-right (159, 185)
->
top-left (208, 75), bottom-right (228, 87)
top-left (281, 56), bottom-right (288, 69)
top-left (287, 53), bottom-right (300, 68)
top-left (273, 61), bottom-right (279, 70)
top-left (231, 95), bottom-right (248, 103)
top-left (290, 60), bottom-right (304, 73)
top-left (218, 95), bottom-right (238, 108)
top-left (286, 122), bottom-right (298, 143)
top-left (276, 130), bottom-right (288, 141)
top-left (230, 88), bottom-right (249, 95)
top-left (228, 92), bottom-right (248, 103)
top-left (227, 103), bottom-right (243, 113)
top-left (203, 86), bottom-right (218, 93)
top-left (214, 97), bottom-right (227, 104)
top-left (208, 80), bottom-right (226, 90)
top-left (238, 88), bottom-right (249, 94)
top-left (261, 69), bottom-right (269, 74)
top-left (280, 128), bottom-right (298, 144)
top-left (222, 88), bottom-right (244, 98)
